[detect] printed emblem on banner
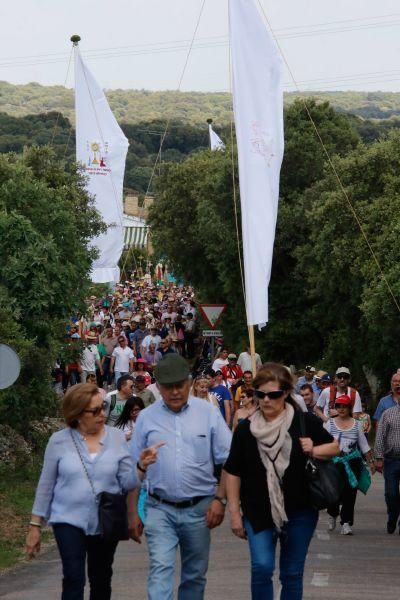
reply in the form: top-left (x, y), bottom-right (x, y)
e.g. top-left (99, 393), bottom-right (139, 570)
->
top-left (85, 141), bottom-right (111, 175)
top-left (250, 122), bottom-right (274, 166)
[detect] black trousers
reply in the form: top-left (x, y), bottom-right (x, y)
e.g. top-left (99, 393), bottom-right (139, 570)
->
top-left (327, 459), bottom-right (361, 526)
top-left (53, 523), bottom-right (118, 600)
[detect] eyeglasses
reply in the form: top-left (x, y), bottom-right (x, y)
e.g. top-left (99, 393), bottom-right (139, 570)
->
top-left (255, 390), bottom-right (285, 400)
top-left (83, 401), bottom-right (107, 417)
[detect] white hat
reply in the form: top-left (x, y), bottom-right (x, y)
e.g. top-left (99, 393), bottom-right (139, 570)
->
top-left (335, 367), bottom-right (350, 376)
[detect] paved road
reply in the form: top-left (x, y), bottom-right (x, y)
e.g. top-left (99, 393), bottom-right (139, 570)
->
top-left (0, 476), bottom-right (398, 599)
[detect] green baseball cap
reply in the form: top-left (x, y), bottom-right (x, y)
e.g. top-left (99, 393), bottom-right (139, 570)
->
top-left (154, 354), bottom-right (190, 385)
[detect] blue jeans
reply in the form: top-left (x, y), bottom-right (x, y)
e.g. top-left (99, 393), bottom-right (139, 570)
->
top-left (53, 523), bottom-right (118, 600)
top-left (144, 495), bottom-right (213, 600)
top-left (384, 458), bottom-right (400, 524)
top-left (114, 370), bottom-right (128, 384)
top-left (244, 509), bottom-right (318, 600)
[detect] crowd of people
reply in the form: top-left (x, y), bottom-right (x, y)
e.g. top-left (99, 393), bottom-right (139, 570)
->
top-left (25, 280), bottom-right (400, 600)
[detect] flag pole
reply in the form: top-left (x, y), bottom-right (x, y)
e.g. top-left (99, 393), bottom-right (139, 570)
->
top-left (248, 324), bottom-right (257, 377)
top-left (206, 118), bottom-right (213, 150)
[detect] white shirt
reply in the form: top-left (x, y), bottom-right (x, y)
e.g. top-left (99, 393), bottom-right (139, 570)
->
top-left (147, 382), bottom-right (163, 402)
top-left (142, 334), bottom-right (162, 351)
top-left (212, 358), bottom-right (229, 372)
top-left (80, 344), bottom-right (100, 372)
top-left (111, 346), bottom-right (135, 372)
top-left (237, 351), bottom-right (262, 373)
top-left (317, 386), bottom-right (362, 418)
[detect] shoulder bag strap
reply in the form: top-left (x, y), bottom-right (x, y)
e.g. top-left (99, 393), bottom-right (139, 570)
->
top-left (299, 409), bottom-right (307, 438)
top-left (70, 429), bottom-right (98, 502)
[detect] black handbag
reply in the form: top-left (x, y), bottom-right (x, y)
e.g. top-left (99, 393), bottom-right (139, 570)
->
top-left (70, 430), bottom-right (129, 542)
top-left (299, 412), bottom-right (343, 510)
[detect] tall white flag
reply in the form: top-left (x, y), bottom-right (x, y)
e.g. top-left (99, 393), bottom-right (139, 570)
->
top-left (209, 123), bottom-right (225, 151)
top-left (229, 0), bottom-right (284, 326)
top-left (74, 47), bottom-right (129, 283)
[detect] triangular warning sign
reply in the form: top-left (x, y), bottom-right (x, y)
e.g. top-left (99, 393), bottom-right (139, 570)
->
top-left (199, 304), bottom-right (227, 329)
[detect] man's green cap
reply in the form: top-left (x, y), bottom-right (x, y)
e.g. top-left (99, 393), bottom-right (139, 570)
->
top-left (154, 354), bottom-right (190, 385)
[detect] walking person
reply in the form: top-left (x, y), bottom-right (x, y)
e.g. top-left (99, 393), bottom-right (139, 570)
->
top-left (110, 335), bottom-right (135, 384)
top-left (232, 388), bottom-right (256, 432)
top-left (375, 398), bottom-right (400, 533)
top-left (25, 383), bottom-right (162, 600)
top-left (224, 362), bottom-right (339, 600)
top-left (325, 394), bottom-right (374, 535)
top-left (128, 354), bottom-right (232, 600)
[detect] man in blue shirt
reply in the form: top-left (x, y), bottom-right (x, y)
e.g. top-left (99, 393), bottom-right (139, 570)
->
top-left (294, 365), bottom-right (319, 395)
top-left (128, 354), bottom-right (232, 600)
top-left (374, 372), bottom-right (400, 422)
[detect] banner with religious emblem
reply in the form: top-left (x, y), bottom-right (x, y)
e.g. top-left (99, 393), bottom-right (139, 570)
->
top-left (74, 46), bottom-right (129, 283)
top-left (229, 0), bottom-right (284, 326)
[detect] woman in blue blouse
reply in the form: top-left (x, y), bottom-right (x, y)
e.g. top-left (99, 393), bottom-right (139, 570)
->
top-left (26, 383), bottom-right (162, 600)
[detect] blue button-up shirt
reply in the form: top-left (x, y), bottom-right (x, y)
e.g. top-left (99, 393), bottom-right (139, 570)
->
top-left (130, 395), bottom-right (232, 501)
top-left (295, 376), bottom-right (319, 395)
top-left (32, 426), bottom-right (139, 534)
top-left (373, 393), bottom-right (397, 421)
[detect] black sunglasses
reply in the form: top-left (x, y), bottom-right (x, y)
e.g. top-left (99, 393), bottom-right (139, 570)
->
top-left (83, 401), bottom-right (107, 417)
top-left (255, 390), bottom-right (285, 400)
top-left (337, 374), bottom-right (350, 380)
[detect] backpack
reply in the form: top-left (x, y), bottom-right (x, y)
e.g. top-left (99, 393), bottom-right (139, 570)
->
top-left (328, 385), bottom-right (357, 410)
top-left (106, 391), bottom-right (118, 423)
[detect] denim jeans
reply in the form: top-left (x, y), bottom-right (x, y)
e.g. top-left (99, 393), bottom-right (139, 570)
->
top-left (53, 523), bottom-right (118, 600)
top-left (384, 458), bottom-right (400, 525)
top-left (114, 370), bottom-right (128, 385)
top-left (244, 508), bottom-right (318, 600)
top-left (144, 495), bottom-right (213, 600)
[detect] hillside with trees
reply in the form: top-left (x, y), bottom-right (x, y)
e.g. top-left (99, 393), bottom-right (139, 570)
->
top-left (3, 81), bottom-right (400, 123)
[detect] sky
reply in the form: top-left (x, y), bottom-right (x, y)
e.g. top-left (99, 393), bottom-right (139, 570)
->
top-left (1, 0), bottom-right (400, 92)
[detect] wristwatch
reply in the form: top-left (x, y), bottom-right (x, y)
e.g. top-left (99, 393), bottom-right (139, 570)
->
top-left (214, 495), bottom-right (227, 507)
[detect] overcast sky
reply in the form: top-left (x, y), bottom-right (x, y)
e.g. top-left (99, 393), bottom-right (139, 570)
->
top-left (1, 0), bottom-right (400, 92)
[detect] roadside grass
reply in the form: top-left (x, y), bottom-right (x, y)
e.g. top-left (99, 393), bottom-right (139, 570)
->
top-left (0, 456), bottom-right (52, 571)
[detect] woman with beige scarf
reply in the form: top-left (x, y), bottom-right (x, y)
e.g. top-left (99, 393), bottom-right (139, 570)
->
top-left (224, 363), bottom-right (339, 600)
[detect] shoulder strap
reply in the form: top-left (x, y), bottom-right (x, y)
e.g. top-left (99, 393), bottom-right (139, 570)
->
top-left (350, 387), bottom-right (357, 405)
top-left (70, 430), bottom-right (98, 501)
top-left (298, 409), bottom-right (306, 437)
top-left (329, 385), bottom-right (337, 409)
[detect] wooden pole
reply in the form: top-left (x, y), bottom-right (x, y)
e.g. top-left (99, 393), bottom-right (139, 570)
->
top-left (248, 324), bottom-right (257, 378)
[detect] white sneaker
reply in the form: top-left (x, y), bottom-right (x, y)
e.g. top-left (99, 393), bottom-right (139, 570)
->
top-left (328, 516), bottom-right (337, 531)
top-left (341, 523), bottom-right (353, 535)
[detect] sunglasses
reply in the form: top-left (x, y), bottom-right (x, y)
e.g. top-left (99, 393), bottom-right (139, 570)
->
top-left (337, 374), bottom-right (350, 379)
top-left (255, 390), bottom-right (285, 400)
top-left (83, 401), bottom-right (108, 417)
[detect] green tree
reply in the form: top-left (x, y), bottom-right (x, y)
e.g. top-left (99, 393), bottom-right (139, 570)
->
top-left (296, 130), bottom-right (400, 384)
top-left (0, 146), bottom-right (105, 428)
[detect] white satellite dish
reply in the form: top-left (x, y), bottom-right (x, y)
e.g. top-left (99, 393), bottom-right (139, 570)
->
top-left (0, 344), bottom-right (21, 389)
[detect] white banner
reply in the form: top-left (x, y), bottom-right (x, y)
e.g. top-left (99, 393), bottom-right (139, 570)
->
top-left (74, 47), bottom-right (129, 283)
top-left (209, 123), bottom-right (225, 151)
top-left (229, 0), bottom-right (284, 326)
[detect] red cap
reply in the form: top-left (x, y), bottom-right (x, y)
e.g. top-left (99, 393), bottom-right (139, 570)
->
top-left (335, 394), bottom-right (352, 406)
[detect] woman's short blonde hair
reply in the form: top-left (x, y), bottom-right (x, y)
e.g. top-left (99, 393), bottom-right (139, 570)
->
top-left (63, 383), bottom-right (99, 428)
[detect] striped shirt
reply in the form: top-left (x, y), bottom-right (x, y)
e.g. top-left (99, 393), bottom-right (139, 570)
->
top-left (375, 404), bottom-right (400, 459)
top-left (325, 418), bottom-right (370, 454)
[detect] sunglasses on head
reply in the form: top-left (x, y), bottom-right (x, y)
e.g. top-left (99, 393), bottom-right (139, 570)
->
top-left (255, 390), bottom-right (285, 400)
top-left (83, 401), bottom-right (107, 417)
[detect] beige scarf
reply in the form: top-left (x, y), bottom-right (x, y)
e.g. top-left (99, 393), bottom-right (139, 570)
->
top-left (250, 403), bottom-right (294, 530)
